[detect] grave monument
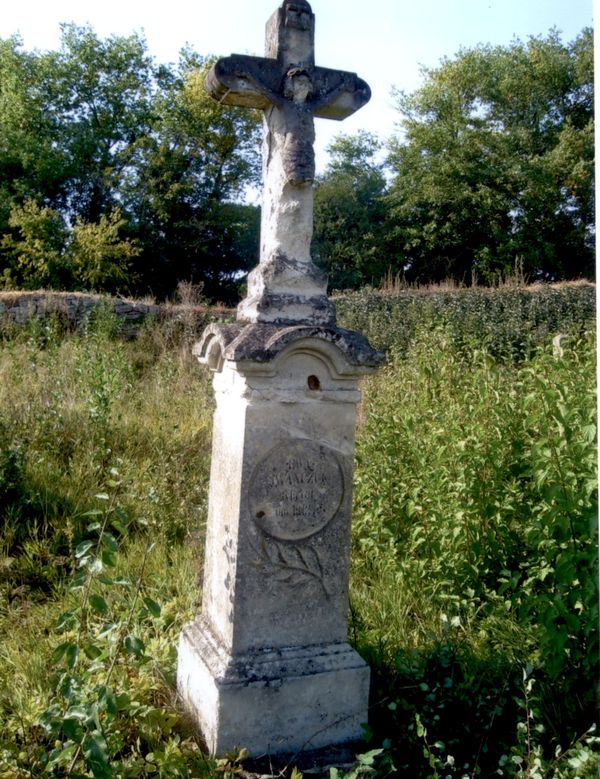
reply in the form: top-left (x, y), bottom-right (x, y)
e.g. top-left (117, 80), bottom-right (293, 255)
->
top-left (177, 0), bottom-right (382, 761)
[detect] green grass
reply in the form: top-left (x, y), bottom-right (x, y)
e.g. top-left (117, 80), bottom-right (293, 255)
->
top-left (0, 286), bottom-right (597, 777)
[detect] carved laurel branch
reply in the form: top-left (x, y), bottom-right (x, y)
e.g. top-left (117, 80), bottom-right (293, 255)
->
top-left (251, 534), bottom-right (330, 599)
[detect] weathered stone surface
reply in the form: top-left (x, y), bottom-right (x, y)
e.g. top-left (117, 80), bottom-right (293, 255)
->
top-left (238, 251), bottom-right (336, 326)
top-left (195, 322), bottom-right (384, 372)
top-left (0, 292), bottom-right (160, 334)
top-left (178, 624), bottom-right (369, 756)
top-left (179, 0), bottom-right (377, 761)
top-left (249, 439), bottom-right (344, 541)
top-left (179, 333), bottom-right (374, 757)
top-left (204, 0), bottom-right (370, 327)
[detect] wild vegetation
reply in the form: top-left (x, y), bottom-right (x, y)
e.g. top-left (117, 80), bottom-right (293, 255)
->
top-left (0, 284), bottom-right (596, 777)
top-left (0, 27), bottom-right (593, 301)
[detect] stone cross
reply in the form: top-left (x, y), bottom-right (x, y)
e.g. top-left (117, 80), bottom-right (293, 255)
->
top-left (204, 0), bottom-right (370, 325)
top-left (178, 2), bottom-right (381, 766)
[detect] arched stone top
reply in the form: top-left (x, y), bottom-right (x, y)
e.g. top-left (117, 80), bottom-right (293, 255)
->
top-left (194, 323), bottom-right (383, 375)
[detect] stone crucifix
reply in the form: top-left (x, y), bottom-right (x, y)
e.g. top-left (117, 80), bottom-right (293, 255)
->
top-left (205, 0), bottom-right (371, 326)
top-left (178, 2), bottom-right (381, 763)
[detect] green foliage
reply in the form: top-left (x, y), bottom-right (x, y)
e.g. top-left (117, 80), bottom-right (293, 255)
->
top-left (350, 323), bottom-right (597, 776)
top-left (387, 29), bottom-right (594, 284)
top-left (1, 201), bottom-right (139, 293)
top-left (0, 311), bottom-right (216, 775)
top-left (1, 199), bottom-right (70, 288)
top-left (313, 132), bottom-right (394, 290)
top-left (0, 309), bottom-right (212, 584)
top-left (0, 30), bottom-right (261, 301)
top-left (0, 296), bottom-right (597, 777)
top-left (35, 477), bottom-right (201, 778)
top-left (122, 56), bottom-right (261, 301)
top-left (1, 25), bottom-right (594, 296)
top-left (336, 282), bottom-right (596, 358)
top-left (69, 208), bottom-right (140, 293)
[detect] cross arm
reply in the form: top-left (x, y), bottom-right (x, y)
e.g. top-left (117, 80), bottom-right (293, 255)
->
top-left (204, 55), bottom-right (282, 109)
top-left (310, 67), bottom-right (371, 120)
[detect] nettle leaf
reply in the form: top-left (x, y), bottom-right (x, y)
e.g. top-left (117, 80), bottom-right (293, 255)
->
top-left (144, 707), bottom-right (179, 735)
top-left (66, 644), bottom-right (80, 668)
top-left (48, 743), bottom-right (78, 768)
top-left (101, 532), bottom-right (119, 552)
top-left (98, 685), bottom-right (118, 714)
top-left (114, 692), bottom-right (131, 711)
top-left (357, 748), bottom-right (384, 766)
top-left (88, 558), bottom-right (104, 574)
top-left (101, 549), bottom-right (117, 568)
top-left (56, 610), bottom-right (78, 631)
top-left (143, 596), bottom-right (161, 617)
top-left (53, 641), bottom-right (75, 664)
top-left (65, 705), bottom-right (89, 722)
top-left (40, 703), bottom-right (62, 730)
top-left (89, 594), bottom-right (109, 615)
top-left (82, 731), bottom-right (112, 778)
top-left (124, 635), bottom-right (145, 656)
top-left (97, 622), bottom-right (119, 639)
top-left (58, 674), bottom-right (79, 701)
top-left (112, 506), bottom-right (129, 534)
top-left (83, 644), bottom-right (104, 661)
top-left (75, 541), bottom-right (95, 559)
top-left (53, 645), bottom-right (80, 671)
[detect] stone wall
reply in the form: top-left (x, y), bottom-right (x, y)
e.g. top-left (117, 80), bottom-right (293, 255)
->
top-left (0, 291), bottom-right (159, 331)
top-left (0, 291), bottom-right (235, 338)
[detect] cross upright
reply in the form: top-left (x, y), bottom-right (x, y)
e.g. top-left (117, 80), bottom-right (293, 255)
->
top-left (205, 0), bottom-right (371, 326)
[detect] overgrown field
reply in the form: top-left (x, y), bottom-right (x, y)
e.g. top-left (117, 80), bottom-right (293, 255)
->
top-left (0, 285), bottom-right (597, 778)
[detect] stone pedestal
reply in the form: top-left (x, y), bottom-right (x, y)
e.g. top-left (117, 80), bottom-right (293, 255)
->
top-left (177, 324), bottom-right (381, 758)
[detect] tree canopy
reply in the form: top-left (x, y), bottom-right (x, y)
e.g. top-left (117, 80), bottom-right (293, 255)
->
top-left (0, 27), bottom-right (261, 300)
top-left (386, 28), bottom-right (594, 284)
top-left (312, 131), bottom-right (395, 290)
top-left (0, 26), bottom-right (594, 299)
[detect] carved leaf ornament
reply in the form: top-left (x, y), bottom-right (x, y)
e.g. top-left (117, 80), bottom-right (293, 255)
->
top-left (249, 440), bottom-right (344, 597)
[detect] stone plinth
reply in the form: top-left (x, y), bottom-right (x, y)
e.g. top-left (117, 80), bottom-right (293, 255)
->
top-left (177, 324), bottom-right (382, 758)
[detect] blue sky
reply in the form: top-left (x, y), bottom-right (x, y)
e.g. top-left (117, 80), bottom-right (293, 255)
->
top-left (1, 0), bottom-right (593, 172)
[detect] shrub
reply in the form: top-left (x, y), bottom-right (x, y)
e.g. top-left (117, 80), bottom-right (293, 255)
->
top-left (336, 282), bottom-right (596, 359)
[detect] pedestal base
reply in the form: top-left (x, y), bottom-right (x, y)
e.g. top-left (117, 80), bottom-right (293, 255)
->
top-left (177, 619), bottom-right (370, 758)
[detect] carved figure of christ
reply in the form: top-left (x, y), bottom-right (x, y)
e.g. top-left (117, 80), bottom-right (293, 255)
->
top-left (205, 0), bottom-right (370, 325)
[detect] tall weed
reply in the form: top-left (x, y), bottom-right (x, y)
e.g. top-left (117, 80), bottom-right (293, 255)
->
top-left (0, 300), bottom-right (597, 777)
top-left (350, 325), bottom-right (598, 775)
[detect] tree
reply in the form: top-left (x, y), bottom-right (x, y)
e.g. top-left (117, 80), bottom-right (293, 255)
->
top-left (122, 54), bottom-right (261, 301)
top-left (387, 29), bottom-right (594, 284)
top-left (0, 200), bottom-right (138, 293)
top-left (69, 208), bottom-right (140, 293)
top-left (0, 30), bottom-right (261, 300)
top-left (0, 38), bottom-right (67, 230)
top-left (1, 200), bottom-right (69, 289)
top-left (313, 131), bottom-right (394, 290)
top-left (38, 24), bottom-right (158, 225)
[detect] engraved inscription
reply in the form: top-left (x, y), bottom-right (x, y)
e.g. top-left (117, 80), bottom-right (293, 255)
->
top-left (249, 440), bottom-right (343, 541)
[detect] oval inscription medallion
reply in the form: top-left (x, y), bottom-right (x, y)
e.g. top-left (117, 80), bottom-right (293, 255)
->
top-left (249, 440), bottom-right (344, 541)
